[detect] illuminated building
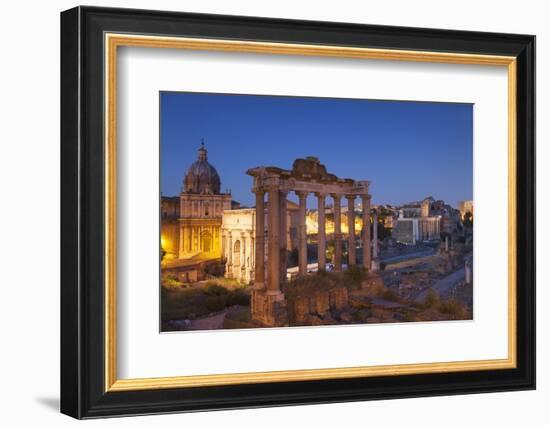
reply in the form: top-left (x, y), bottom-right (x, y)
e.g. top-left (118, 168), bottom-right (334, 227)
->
top-left (220, 201), bottom-right (299, 284)
top-left (161, 142), bottom-right (231, 261)
top-left (458, 200), bottom-right (474, 220)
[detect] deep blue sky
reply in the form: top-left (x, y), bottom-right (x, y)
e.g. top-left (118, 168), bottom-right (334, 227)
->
top-left (160, 92), bottom-right (472, 209)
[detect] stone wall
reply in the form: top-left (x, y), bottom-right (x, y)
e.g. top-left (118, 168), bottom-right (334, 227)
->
top-left (288, 286), bottom-right (349, 326)
top-left (251, 290), bottom-right (288, 327)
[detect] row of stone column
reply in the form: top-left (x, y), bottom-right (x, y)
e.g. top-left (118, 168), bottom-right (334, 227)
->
top-left (419, 218), bottom-right (440, 241)
top-left (254, 188), bottom-right (372, 296)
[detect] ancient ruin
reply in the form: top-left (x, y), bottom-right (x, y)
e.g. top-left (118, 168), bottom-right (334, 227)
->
top-left (247, 156), bottom-right (372, 326)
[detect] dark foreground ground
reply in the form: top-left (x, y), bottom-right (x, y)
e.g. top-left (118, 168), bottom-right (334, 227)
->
top-left (161, 252), bottom-right (473, 332)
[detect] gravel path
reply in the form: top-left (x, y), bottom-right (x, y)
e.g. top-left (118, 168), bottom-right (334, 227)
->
top-left (186, 310), bottom-right (227, 330)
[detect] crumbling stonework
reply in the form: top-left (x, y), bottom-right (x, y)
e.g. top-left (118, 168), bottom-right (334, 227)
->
top-left (361, 274), bottom-right (386, 297)
top-left (287, 286), bottom-right (351, 326)
top-left (251, 289), bottom-right (288, 327)
top-left (329, 287), bottom-right (349, 311)
top-left (312, 291), bottom-right (330, 316)
top-left (293, 297), bottom-right (310, 323)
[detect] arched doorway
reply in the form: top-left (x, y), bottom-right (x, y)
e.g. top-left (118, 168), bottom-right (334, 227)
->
top-left (233, 240), bottom-right (241, 267)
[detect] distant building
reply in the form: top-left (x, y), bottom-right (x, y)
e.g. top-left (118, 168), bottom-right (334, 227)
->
top-left (306, 206), bottom-right (364, 236)
top-left (458, 200), bottom-right (474, 220)
top-left (161, 143), bottom-right (232, 261)
top-left (221, 209), bottom-right (256, 283)
top-left (393, 215), bottom-right (441, 245)
top-left (383, 214), bottom-right (395, 229)
top-left (393, 197), bottom-right (441, 245)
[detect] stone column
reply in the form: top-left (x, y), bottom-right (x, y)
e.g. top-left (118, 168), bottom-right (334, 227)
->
top-left (179, 226), bottom-right (185, 258)
top-left (227, 230), bottom-right (233, 278)
top-left (249, 229), bottom-right (255, 282)
top-left (372, 211), bottom-right (379, 258)
top-left (254, 191), bottom-right (265, 289)
top-left (186, 227), bottom-right (191, 255)
top-left (267, 187), bottom-right (281, 295)
top-left (296, 191), bottom-right (308, 275)
top-left (361, 195), bottom-right (371, 270)
top-left (197, 226), bottom-right (201, 251)
top-left (332, 194), bottom-right (342, 272)
top-left (221, 230), bottom-right (225, 258)
top-left (316, 193), bottom-right (327, 272)
top-left (279, 190), bottom-right (288, 282)
top-left (346, 195), bottom-right (356, 266)
top-left (372, 210), bottom-right (379, 271)
top-left (240, 231), bottom-right (246, 282)
top-left (279, 190), bottom-right (288, 283)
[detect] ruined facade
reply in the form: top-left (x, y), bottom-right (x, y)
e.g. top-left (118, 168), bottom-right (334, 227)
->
top-left (246, 156), bottom-right (372, 326)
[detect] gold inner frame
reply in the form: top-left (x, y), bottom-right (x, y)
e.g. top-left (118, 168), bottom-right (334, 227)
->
top-left (104, 33), bottom-right (517, 392)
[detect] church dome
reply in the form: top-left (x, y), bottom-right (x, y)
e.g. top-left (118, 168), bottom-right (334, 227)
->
top-left (183, 142), bottom-right (221, 194)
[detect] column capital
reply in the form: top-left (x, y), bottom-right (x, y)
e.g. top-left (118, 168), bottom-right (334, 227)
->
top-left (252, 187), bottom-right (266, 195)
top-left (263, 177), bottom-right (282, 192)
top-left (315, 192), bottom-right (327, 200)
top-left (295, 190), bottom-right (308, 199)
top-left (345, 194), bottom-right (356, 201)
top-left (331, 193), bottom-right (342, 202)
top-left (360, 194), bottom-right (372, 202)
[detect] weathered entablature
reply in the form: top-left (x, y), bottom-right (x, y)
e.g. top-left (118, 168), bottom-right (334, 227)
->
top-left (247, 156), bottom-right (370, 198)
top-left (247, 157), bottom-right (373, 327)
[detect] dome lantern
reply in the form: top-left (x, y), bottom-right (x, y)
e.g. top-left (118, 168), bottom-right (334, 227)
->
top-left (182, 140), bottom-right (221, 194)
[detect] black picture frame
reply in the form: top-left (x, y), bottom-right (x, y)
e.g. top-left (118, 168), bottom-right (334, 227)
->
top-left (61, 5), bottom-right (535, 419)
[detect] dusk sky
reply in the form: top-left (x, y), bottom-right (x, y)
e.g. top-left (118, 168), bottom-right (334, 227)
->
top-left (160, 92), bottom-right (472, 209)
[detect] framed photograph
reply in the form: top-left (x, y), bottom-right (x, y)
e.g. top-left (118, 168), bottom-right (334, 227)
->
top-left (60, 6), bottom-right (535, 419)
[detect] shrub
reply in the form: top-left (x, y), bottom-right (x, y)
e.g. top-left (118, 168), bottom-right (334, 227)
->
top-left (226, 307), bottom-right (251, 323)
top-left (227, 288), bottom-right (250, 306)
top-left (203, 283), bottom-right (229, 296)
top-left (161, 276), bottom-right (182, 290)
top-left (343, 265), bottom-right (366, 288)
top-left (438, 298), bottom-right (463, 315)
top-left (422, 289), bottom-right (440, 309)
top-left (381, 288), bottom-right (399, 302)
top-left (317, 269), bottom-right (329, 278)
top-left (205, 295), bottom-right (227, 312)
top-left (401, 310), bottom-right (417, 322)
